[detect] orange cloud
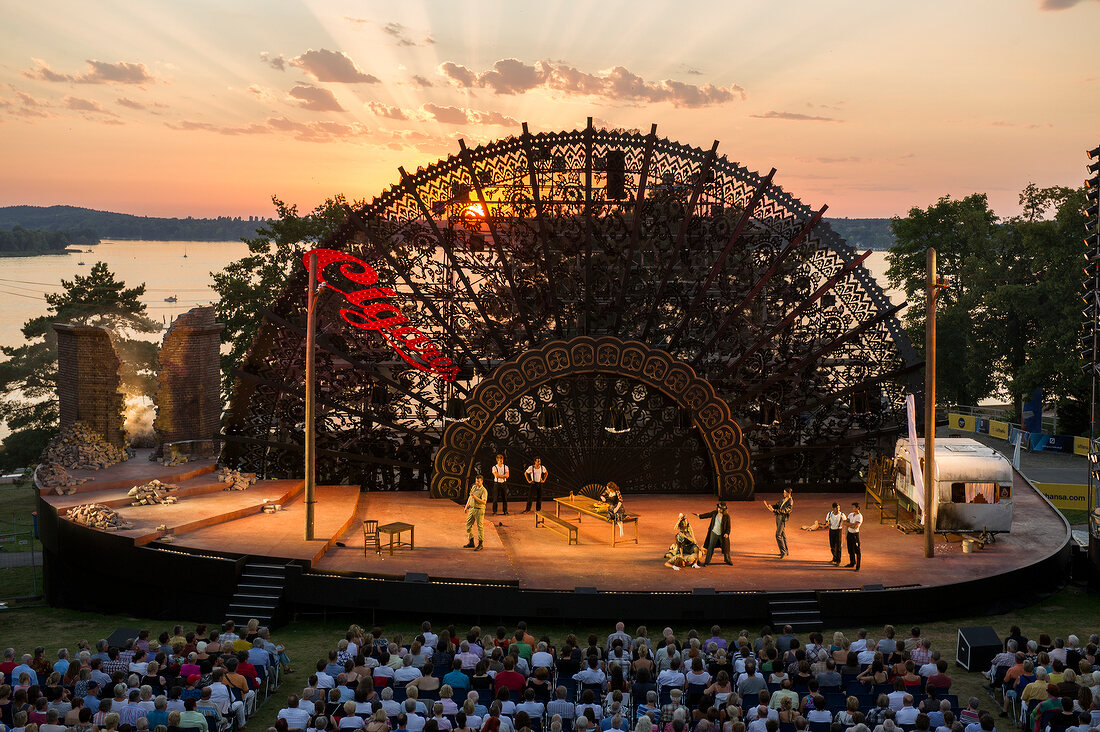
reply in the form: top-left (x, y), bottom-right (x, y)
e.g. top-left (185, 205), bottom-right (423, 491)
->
top-left (438, 58), bottom-right (746, 107)
top-left (289, 49), bottom-right (379, 83)
top-left (749, 110), bottom-right (841, 122)
top-left (289, 85), bottom-right (344, 112)
top-left (24, 58), bottom-right (155, 84)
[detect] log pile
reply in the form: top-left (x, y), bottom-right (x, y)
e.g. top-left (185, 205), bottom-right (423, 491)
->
top-left (161, 454), bottom-right (189, 467)
top-left (217, 468), bottom-right (257, 491)
top-left (128, 480), bottom-right (180, 506)
top-left (41, 422), bottom-right (129, 470)
top-left (67, 503), bottom-right (134, 530)
top-left (36, 462), bottom-right (91, 494)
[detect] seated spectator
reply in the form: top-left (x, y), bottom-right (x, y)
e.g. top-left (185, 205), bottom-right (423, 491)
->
top-left (865, 696), bottom-right (891, 728)
top-left (925, 662), bottom-right (952, 692)
top-left (894, 696), bottom-right (919, 726)
top-left (806, 697), bottom-right (831, 724)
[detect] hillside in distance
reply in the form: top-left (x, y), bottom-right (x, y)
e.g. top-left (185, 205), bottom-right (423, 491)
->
top-left (0, 205), bottom-right (266, 242)
top-left (824, 217), bottom-right (896, 251)
top-left (0, 205), bottom-right (896, 250)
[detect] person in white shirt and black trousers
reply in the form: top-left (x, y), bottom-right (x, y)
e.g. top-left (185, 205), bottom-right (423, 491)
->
top-left (845, 502), bottom-right (862, 570)
top-left (491, 454), bottom-right (510, 515)
top-left (522, 457), bottom-right (548, 513)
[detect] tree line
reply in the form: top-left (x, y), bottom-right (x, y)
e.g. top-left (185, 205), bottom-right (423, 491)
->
top-left (0, 205), bottom-right (266, 242)
top-left (887, 183), bottom-right (1087, 433)
top-left (0, 226), bottom-right (93, 253)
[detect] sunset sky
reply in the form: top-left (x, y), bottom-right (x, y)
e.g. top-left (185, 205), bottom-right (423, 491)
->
top-left (2, 0), bottom-right (1098, 219)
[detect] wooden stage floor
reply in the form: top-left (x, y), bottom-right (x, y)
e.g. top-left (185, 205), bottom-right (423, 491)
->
top-left (311, 469), bottom-right (1066, 593)
top-left (43, 465), bottom-right (1067, 595)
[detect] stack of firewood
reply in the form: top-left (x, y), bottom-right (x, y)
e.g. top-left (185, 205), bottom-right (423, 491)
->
top-left (36, 462), bottom-right (91, 494)
top-left (41, 423), bottom-right (129, 470)
top-left (67, 503), bottom-right (134, 530)
top-left (217, 468), bottom-right (257, 491)
top-left (127, 480), bottom-right (180, 506)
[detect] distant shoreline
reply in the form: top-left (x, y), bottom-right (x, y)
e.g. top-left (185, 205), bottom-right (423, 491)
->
top-left (0, 247), bottom-right (84, 258)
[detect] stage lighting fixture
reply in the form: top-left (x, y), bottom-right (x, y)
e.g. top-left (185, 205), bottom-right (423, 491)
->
top-left (444, 396), bottom-right (468, 422)
top-left (538, 405), bottom-right (563, 430)
top-left (604, 405), bottom-right (630, 434)
top-left (677, 407), bottom-right (694, 431)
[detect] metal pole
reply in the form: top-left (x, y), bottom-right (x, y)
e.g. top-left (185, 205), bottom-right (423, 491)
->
top-left (924, 248), bottom-right (937, 559)
top-left (305, 253), bottom-right (317, 541)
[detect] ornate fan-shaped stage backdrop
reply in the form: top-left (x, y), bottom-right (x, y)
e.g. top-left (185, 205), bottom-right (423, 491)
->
top-left (222, 122), bottom-right (922, 501)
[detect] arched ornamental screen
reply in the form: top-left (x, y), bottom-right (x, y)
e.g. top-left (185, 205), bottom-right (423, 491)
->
top-left (222, 122), bottom-right (922, 500)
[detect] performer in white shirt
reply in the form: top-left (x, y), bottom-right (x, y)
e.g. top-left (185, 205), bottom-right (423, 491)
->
top-left (845, 503), bottom-right (863, 570)
top-left (522, 457), bottom-right (548, 513)
top-left (491, 454), bottom-right (510, 515)
top-left (800, 502), bottom-right (845, 566)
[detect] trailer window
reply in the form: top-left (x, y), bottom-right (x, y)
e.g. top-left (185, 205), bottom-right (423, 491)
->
top-left (950, 482), bottom-right (997, 504)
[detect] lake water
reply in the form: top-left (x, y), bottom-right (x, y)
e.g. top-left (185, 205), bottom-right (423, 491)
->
top-left (0, 240), bottom-right (250, 351)
top-left (0, 241), bottom-right (902, 352)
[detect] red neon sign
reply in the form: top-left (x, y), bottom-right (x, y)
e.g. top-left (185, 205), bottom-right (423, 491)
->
top-left (305, 248), bottom-right (459, 382)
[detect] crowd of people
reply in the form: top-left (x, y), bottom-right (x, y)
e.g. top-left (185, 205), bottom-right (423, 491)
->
top-left (276, 621), bottom-right (1099, 732)
top-left (4, 620), bottom-right (1099, 732)
top-left (0, 620), bottom-right (291, 732)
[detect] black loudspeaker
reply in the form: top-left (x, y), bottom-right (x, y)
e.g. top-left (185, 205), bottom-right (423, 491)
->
top-left (404, 572), bottom-right (428, 583)
top-left (606, 151), bottom-right (626, 200)
top-left (956, 625), bottom-right (1002, 671)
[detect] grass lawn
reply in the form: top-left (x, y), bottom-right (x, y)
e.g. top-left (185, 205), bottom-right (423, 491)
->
top-left (0, 482), bottom-right (43, 554)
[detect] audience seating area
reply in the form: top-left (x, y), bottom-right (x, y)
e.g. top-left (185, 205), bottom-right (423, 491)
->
top-left (2, 620), bottom-right (1099, 732)
top-left (0, 619), bottom-right (290, 732)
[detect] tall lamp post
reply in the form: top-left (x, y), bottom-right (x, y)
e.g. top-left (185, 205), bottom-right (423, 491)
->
top-left (305, 252), bottom-right (318, 540)
top-left (924, 248), bottom-right (948, 558)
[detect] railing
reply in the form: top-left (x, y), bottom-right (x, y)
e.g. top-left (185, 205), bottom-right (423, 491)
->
top-left (0, 508), bottom-right (42, 602)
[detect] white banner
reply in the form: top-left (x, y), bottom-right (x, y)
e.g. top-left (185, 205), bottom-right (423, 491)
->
top-left (906, 394), bottom-right (926, 525)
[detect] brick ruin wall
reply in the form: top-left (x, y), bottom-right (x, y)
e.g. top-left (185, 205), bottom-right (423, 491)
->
top-left (153, 306), bottom-right (224, 447)
top-left (53, 324), bottom-right (126, 447)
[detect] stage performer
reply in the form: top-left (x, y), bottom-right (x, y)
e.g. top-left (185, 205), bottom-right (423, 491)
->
top-left (800, 502), bottom-right (845, 565)
top-left (522, 457), bottom-right (548, 513)
top-left (844, 502), bottom-right (862, 570)
top-left (695, 502), bottom-right (732, 566)
top-left (763, 487), bottom-right (793, 559)
top-left (464, 475), bottom-right (488, 551)
top-left (664, 513), bottom-right (702, 570)
top-left (599, 482), bottom-right (626, 536)
top-left (491, 454), bottom-right (510, 515)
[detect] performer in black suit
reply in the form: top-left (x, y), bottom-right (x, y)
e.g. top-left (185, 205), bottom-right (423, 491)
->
top-left (695, 502), bottom-right (732, 565)
top-left (764, 487), bottom-right (793, 559)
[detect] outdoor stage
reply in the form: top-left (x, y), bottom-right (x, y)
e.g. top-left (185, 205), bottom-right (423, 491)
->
top-left (35, 455), bottom-right (1071, 624)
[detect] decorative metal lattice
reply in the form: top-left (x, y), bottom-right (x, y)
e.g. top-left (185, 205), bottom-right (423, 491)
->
top-left (222, 122), bottom-right (921, 499)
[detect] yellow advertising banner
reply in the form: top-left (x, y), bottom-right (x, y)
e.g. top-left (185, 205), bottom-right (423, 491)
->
top-left (1034, 482), bottom-right (1089, 510)
top-left (989, 421), bottom-right (1010, 440)
top-left (1074, 436), bottom-right (1091, 456)
top-left (948, 413), bottom-right (976, 432)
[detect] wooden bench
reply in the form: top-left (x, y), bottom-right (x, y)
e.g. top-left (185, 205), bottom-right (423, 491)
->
top-left (535, 510), bottom-right (578, 545)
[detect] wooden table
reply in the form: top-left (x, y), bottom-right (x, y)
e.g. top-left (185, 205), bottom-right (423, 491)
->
top-left (377, 521), bottom-right (414, 555)
top-left (554, 494), bottom-right (639, 547)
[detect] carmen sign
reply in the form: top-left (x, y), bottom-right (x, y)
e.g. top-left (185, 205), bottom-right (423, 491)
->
top-left (305, 248), bottom-right (459, 382)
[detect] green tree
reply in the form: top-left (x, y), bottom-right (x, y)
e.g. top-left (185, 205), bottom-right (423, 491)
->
top-left (887, 186), bottom-right (1089, 431)
top-left (211, 195), bottom-right (354, 395)
top-left (0, 262), bottom-right (160, 468)
top-left (981, 185), bottom-right (1088, 431)
top-left (886, 194), bottom-right (998, 406)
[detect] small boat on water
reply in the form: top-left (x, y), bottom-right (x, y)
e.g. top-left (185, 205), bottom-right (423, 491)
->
top-left (164, 295), bottom-right (178, 303)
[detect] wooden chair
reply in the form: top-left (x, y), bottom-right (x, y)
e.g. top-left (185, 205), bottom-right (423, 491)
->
top-left (362, 520), bottom-right (380, 555)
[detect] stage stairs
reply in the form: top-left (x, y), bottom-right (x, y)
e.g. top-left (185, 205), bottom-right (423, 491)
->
top-left (767, 590), bottom-right (823, 632)
top-left (226, 557), bottom-right (289, 630)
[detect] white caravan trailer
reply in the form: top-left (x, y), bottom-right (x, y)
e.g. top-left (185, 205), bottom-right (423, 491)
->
top-left (892, 437), bottom-right (1014, 533)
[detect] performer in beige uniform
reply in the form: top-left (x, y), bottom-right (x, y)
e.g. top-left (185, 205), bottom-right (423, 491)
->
top-left (464, 475), bottom-right (488, 551)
